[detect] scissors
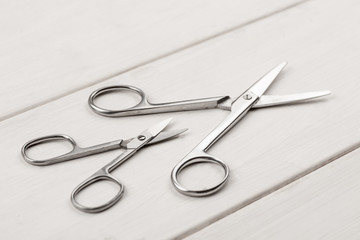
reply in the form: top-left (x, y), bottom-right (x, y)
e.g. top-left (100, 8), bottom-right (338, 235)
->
top-left (22, 118), bottom-right (186, 212)
top-left (88, 62), bottom-right (331, 197)
top-left (88, 65), bottom-right (329, 118)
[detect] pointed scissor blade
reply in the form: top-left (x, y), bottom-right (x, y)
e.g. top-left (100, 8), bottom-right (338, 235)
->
top-left (253, 90), bottom-right (331, 108)
top-left (147, 118), bottom-right (173, 137)
top-left (121, 128), bottom-right (187, 148)
top-left (124, 118), bottom-right (173, 149)
top-left (249, 62), bottom-right (287, 97)
top-left (148, 128), bottom-right (188, 145)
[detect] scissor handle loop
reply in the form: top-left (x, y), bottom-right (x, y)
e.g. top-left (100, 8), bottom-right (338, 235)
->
top-left (88, 85), bottom-right (152, 117)
top-left (21, 134), bottom-right (78, 166)
top-left (171, 151), bottom-right (230, 197)
top-left (71, 168), bottom-right (124, 213)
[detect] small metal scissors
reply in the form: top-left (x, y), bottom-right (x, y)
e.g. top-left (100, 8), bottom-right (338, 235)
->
top-left (88, 62), bottom-right (331, 197)
top-left (22, 118), bottom-right (186, 213)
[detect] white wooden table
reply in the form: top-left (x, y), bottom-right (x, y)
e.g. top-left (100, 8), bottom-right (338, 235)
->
top-left (1, 0), bottom-right (360, 239)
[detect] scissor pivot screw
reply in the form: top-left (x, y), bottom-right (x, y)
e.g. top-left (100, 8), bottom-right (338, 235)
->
top-left (138, 135), bottom-right (146, 141)
top-left (243, 94), bottom-right (252, 100)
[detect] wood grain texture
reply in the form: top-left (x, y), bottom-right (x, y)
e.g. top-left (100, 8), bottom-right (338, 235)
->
top-left (0, 0), bottom-right (302, 120)
top-left (186, 148), bottom-right (360, 240)
top-left (1, 0), bottom-right (360, 239)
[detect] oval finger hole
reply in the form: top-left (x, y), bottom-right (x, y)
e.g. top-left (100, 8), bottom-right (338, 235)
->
top-left (177, 159), bottom-right (226, 191)
top-left (75, 179), bottom-right (121, 208)
top-left (25, 139), bottom-right (74, 160)
top-left (93, 88), bottom-right (142, 111)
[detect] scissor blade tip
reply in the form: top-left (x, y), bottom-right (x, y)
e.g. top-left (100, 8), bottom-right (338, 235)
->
top-left (179, 128), bottom-right (188, 134)
top-left (163, 117), bottom-right (173, 124)
top-left (165, 128), bottom-right (188, 137)
top-left (148, 118), bottom-right (173, 136)
top-left (278, 62), bottom-right (288, 69)
top-left (315, 90), bottom-right (332, 97)
top-left (158, 118), bottom-right (173, 127)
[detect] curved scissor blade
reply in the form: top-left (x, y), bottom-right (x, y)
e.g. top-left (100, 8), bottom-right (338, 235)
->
top-left (148, 128), bottom-right (187, 144)
top-left (121, 128), bottom-right (187, 147)
top-left (249, 62), bottom-right (287, 97)
top-left (253, 90), bottom-right (331, 108)
top-left (147, 118), bottom-right (173, 136)
top-left (125, 118), bottom-right (173, 149)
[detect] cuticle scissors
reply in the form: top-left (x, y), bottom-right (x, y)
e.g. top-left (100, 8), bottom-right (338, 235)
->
top-left (88, 62), bottom-right (331, 197)
top-left (22, 118), bottom-right (186, 213)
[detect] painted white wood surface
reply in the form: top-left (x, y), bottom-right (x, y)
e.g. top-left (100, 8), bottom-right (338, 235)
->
top-left (1, 0), bottom-right (360, 239)
top-left (0, 0), bottom-right (302, 120)
top-left (186, 148), bottom-right (360, 240)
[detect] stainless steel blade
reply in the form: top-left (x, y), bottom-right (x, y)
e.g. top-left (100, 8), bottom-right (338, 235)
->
top-left (253, 90), bottom-right (331, 108)
top-left (124, 118), bottom-right (173, 149)
top-left (248, 62), bottom-right (287, 97)
top-left (149, 128), bottom-right (187, 144)
top-left (146, 118), bottom-right (173, 136)
top-left (121, 128), bottom-right (187, 147)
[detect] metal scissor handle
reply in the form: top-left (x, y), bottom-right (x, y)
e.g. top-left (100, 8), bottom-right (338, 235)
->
top-left (171, 150), bottom-right (230, 197)
top-left (70, 128), bottom-right (155, 213)
top-left (88, 85), bottom-right (228, 117)
top-left (71, 167), bottom-right (124, 213)
top-left (22, 135), bottom-right (78, 166)
top-left (170, 91), bottom-right (258, 197)
top-left (21, 134), bottom-right (121, 166)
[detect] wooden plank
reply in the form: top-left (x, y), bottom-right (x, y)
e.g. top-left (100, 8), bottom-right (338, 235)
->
top-left (0, 0), bottom-right (302, 120)
top-left (186, 148), bottom-right (360, 240)
top-left (1, 0), bottom-right (360, 239)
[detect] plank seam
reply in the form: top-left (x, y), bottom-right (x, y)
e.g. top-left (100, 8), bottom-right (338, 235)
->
top-left (176, 141), bottom-right (360, 239)
top-left (1, 0), bottom-right (309, 123)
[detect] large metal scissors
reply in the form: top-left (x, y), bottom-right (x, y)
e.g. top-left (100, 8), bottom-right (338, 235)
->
top-left (88, 62), bottom-right (331, 197)
top-left (171, 62), bottom-right (331, 196)
top-left (88, 64), bottom-right (329, 118)
top-left (22, 118), bottom-right (186, 213)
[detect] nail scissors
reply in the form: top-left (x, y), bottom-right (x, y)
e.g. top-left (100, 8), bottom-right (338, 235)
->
top-left (22, 118), bottom-right (186, 213)
top-left (88, 62), bottom-right (330, 197)
top-left (171, 62), bottom-right (331, 197)
top-left (88, 64), bottom-right (330, 118)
